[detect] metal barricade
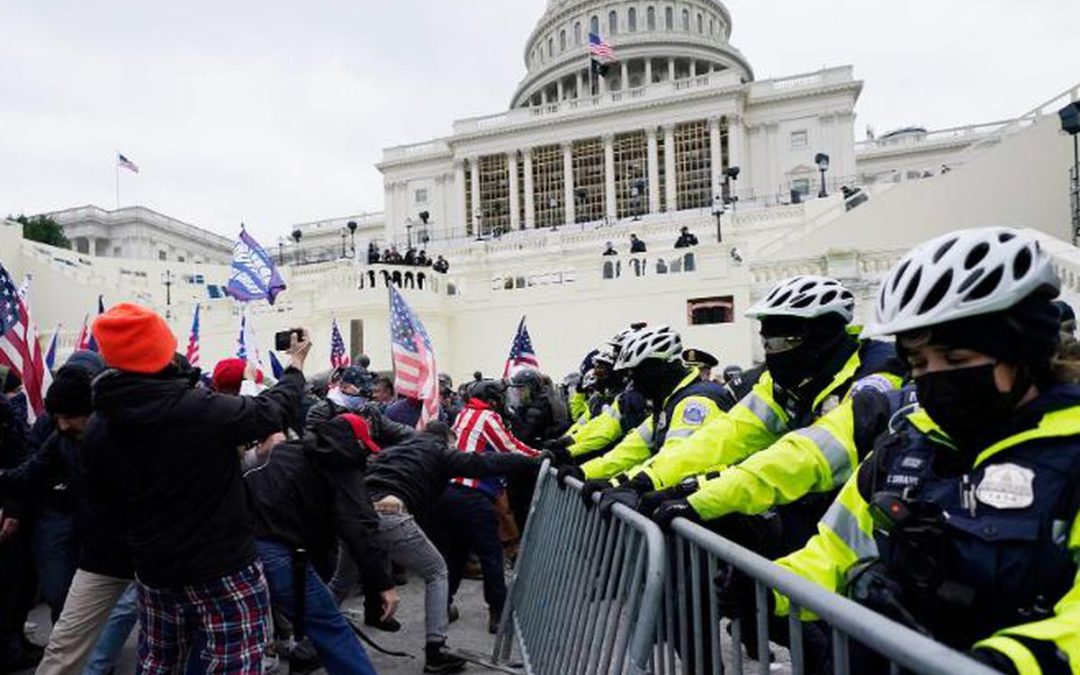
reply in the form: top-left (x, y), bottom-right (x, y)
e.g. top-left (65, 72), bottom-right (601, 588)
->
top-left (664, 519), bottom-right (1001, 675)
top-left (494, 462), bottom-right (666, 675)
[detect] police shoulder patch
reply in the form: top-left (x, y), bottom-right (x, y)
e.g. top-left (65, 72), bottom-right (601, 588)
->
top-left (849, 374), bottom-right (895, 396)
top-left (681, 401), bottom-right (708, 425)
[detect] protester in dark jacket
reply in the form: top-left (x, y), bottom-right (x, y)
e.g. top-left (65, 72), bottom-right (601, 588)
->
top-left (2, 357), bottom-right (135, 675)
top-left (246, 414), bottom-right (394, 675)
top-left (346, 422), bottom-right (538, 672)
top-left (307, 367), bottom-right (415, 446)
top-left (82, 303), bottom-right (309, 675)
top-left (0, 366), bottom-right (39, 672)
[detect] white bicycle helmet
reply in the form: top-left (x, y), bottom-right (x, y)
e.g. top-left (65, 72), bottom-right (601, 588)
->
top-left (865, 227), bottom-right (1060, 337)
top-left (614, 325), bottom-right (683, 371)
top-left (607, 326), bottom-right (642, 355)
top-left (746, 275), bottom-right (855, 323)
top-left (593, 347), bottom-right (617, 368)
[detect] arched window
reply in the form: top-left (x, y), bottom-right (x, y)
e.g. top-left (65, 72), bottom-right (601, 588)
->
top-left (590, 15), bottom-right (600, 35)
top-left (664, 7), bottom-right (673, 30)
top-left (609, 10), bottom-right (618, 34)
top-left (628, 7), bottom-right (637, 31)
top-left (697, 12), bottom-right (703, 33)
top-left (560, 29), bottom-right (567, 51)
top-left (574, 21), bottom-right (582, 44)
top-left (682, 9), bottom-right (690, 31)
top-left (709, 18), bottom-right (715, 34)
top-left (548, 37), bottom-right (554, 57)
top-left (647, 6), bottom-right (656, 30)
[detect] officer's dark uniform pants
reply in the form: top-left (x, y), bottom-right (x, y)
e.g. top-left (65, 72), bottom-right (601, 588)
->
top-left (434, 485), bottom-right (507, 614)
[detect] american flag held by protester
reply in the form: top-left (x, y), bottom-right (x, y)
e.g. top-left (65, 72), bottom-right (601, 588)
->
top-left (185, 304), bottom-right (201, 367)
top-left (330, 318), bottom-right (350, 369)
top-left (503, 316), bottom-right (540, 379)
top-left (388, 286), bottom-right (439, 427)
top-left (0, 261), bottom-right (50, 417)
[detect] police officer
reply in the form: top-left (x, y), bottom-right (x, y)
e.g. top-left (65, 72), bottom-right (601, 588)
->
top-left (765, 228), bottom-right (1080, 674)
top-left (628, 275), bottom-right (903, 503)
top-left (557, 326), bottom-right (730, 509)
top-left (682, 348), bottom-right (719, 382)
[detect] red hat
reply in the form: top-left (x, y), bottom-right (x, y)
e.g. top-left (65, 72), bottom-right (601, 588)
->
top-left (212, 358), bottom-right (247, 395)
top-left (339, 413), bottom-right (381, 454)
top-left (92, 303), bottom-right (177, 374)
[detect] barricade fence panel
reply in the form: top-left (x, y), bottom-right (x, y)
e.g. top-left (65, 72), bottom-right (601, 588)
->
top-left (494, 462), bottom-right (666, 675)
top-left (497, 464), bottom-right (998, 675)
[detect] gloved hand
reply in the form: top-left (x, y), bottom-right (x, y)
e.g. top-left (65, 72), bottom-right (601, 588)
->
top-left (651, 498), bottom-right (700, 530)
top-left (967, 649), bottom-right (1019, 675)
top-left (598, 485), bottom-right (643, 517)
top-left (638, 477), bottom-right (701, 518)
top-left (556, 464), bottom-right (584, 489)
top-left (714, 564), bottom-right (758, 620)
top-left (542, 437), bottom-right (573, 465)
top-left (580, 479), bottom-right (610, 508)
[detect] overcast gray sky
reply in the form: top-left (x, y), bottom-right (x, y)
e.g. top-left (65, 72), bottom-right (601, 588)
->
top-left (2, 0), bottom-right (1077, 244)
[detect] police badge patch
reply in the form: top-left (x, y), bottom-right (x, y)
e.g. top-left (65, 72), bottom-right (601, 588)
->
top-left (975, 463), bottom-right (1035, 510)
top-left (681, 402), bottom-right (707, 425)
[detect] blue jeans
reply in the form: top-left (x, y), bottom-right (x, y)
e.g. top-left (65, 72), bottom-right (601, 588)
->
top-left (83, 583), bottom-right (138, 675)
top-left (34, 510), bottom-right (78, 623)
top-left (255, 539), bottom-right (377, 675)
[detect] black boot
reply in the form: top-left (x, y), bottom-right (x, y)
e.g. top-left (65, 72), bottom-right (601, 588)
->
top-left (488, 609), bottom-right (501, 635)
top-left (424, 641), bottom-right (467, 673)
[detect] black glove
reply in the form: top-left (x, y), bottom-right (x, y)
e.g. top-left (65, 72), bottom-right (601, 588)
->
top-left (580, 479), bottom-right (610, 507)
top-left (967, 649), bottom-right (1019, 675)
top-left (651, 498), bottom-right (700, 530)
top-left (556, 464), bottom-right (584, 489)
top-left (598, 485), bottom-right (643, 517)
top-left (714, 564), bottom-right (758, 620)
top-left (542, 438), bottom-right (573, 465)
top-left (638, 477), bottom-right (701, 518)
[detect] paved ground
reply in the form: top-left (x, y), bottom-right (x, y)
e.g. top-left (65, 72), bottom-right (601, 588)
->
top-left (20, 574), bottom-right (514, 675)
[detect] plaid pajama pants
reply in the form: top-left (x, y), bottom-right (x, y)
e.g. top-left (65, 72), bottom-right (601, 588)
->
top-left (136, 563), bottom-right (270, 675)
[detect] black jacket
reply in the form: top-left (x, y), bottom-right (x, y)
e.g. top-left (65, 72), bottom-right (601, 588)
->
top-left (246, 417), bottom-right (392, 590)
top-left (17, 415), bottom-right (79, 516)
top-left (306, 399), bottom-right (416, 447)
top-left (364, 430), bottom-right (539, 529)
top-left (1, 427), bottom-right (132, 578)
top-left (0, 394), bottom-right (29, 515)
top-left (82, 366), bottom-right (305, 588)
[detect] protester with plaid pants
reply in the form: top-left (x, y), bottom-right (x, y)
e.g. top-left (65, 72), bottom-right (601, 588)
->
top-left (82, 306), bottom-right (311, 674)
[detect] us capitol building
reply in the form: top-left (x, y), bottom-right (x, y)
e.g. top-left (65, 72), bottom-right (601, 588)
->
top-left (8, 0), bottom-right (1080, 380)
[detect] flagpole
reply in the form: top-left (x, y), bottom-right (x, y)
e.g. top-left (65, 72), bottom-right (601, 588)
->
top-left (115, 152), bottom-right (120, 210)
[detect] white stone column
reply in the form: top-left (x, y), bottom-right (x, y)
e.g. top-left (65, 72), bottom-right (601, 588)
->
top-left (557, 79), bottom-right (565, 101)
top-left (663, 124), bottom-right (678, 211)
top-left (523, 148), bottom-right (536, 229)
top-left (384, 183), bottom-right (397, 243)
top-left (604, 134), bottom-right (617, 220)
top-left (508, 152), bottom-right (521, 231)
top-left (728, 115), bottom-right (744, 173)
top-left (453, 160), bottom-right (467, 235)
top-left (621, 61), bottom-right (629, 89)
top-left (709, 116), bottom-right (723, 199)
top-left (562, 143), bottom-right (576, 225)
top-left (668, 58), bottom-right (676, 81)
top-left (646, 127), bottom-right (660, 214)
top-left (690, 60), bottom-right (697, 78)
top-left (576, 71), bottom-right (584, 98)
top-left (541, 89), bottom-right (549, 105)
top-left (645, 58), bottom-right (653, 85)
top-left (469, 157), bottom-right (482, 234)
top-left (764, 122), bottom-right (779, 200)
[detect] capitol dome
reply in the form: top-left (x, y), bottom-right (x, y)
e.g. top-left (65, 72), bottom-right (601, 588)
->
top-left (512, 0), bottom-right (754, 108)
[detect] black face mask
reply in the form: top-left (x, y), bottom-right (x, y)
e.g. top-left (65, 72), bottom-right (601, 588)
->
top-left (765, 346), bottom-right (814, 390)
top-left (915, 364), bottom-right (1023, 451)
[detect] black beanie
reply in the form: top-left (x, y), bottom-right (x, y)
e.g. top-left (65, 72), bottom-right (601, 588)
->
top-left (45, 365), bottom-right (94, 417)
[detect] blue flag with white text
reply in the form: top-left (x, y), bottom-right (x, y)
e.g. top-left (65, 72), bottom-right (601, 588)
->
top-left (226, 229), bottom-right (286, 305)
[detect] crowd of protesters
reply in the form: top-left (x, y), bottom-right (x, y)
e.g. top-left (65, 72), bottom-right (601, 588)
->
top-left (0, 306), bottom-right (568, 675)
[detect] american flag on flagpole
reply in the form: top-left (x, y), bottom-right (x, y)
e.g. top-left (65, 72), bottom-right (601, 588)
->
top-left (0, 262), bottom-right (49, 417)
top-left (118, 153), bottom-right (139, 173)
top-left (588, 32), bottom-right (616, 63)
top-left (75, 296), bottom-right (104, 352)
top-left (330, 318), bottom-right (351, 369)
top-left (185, 304), bottom-right (201, 367)
top-left (388, 287), bottom-right (439, 428)
top-left (503, 317), bottom-right (540, 379)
